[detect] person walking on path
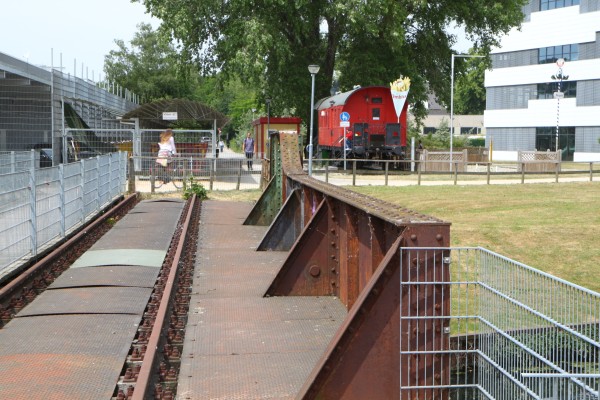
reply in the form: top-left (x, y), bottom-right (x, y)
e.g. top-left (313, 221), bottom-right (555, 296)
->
top-left (243, 132), bottom-right (255, 170)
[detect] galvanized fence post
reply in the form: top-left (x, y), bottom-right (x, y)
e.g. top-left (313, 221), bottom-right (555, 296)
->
top-left (209, 159), bottom-right (214, 190)
top-left (352, 160), bottom-right (357, 186)
top-left (128, 156), bottom-right (135, 194)
top-left (521, 162), bottom-right (525, 184)
top-left (325, 162), bottom-right (329, 183)
top-left (417, 160), bottom-right (422, 185)
top-left (487, 162), bottom-right (491, 185)
top-left (236, 159), bottom-right (242, 190)
top-left (29, 150), bottom-right (37, 257)
top-left (591, 162), bottom-right (594, 182)
top-left (81, 159), bottom-right (86, 224)
top-left (96, 155), bottom-right (101, 214)
top-left (13, 151), bottom-right (18, 173)
top-left (59, 163), bottom-right (65, 238)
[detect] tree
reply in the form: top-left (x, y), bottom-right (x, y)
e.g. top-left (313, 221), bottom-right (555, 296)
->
top-left (136, 0), bottom-right (526, 127)
top-left (453, 52), bottom-right (489, 115)
top-left (104, 23), bottom-right (197, 102)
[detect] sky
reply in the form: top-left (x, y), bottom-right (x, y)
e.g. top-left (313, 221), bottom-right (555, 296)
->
top-left (0, 0), bottom-right (159, 81)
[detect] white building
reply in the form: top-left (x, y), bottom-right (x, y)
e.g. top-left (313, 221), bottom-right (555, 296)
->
top-left (484, 0), bottom-right (600, 161)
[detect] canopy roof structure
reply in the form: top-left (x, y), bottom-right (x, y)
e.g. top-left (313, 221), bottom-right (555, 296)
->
top-left (122, 98), bottom-right (229, 129)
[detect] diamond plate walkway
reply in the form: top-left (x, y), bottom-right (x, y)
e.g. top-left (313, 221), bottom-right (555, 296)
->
top-left (177, 200), bottom-right (348, 399)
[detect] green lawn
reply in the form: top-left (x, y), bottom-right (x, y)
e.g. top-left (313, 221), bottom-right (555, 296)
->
top-left (349, 182), bottom-right (600, 293)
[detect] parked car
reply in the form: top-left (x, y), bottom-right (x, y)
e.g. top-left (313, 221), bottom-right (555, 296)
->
top-left (34, 138), bottom-right (101, 168)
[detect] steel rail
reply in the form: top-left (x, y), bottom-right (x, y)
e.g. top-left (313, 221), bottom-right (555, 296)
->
top-left (132, 194), bottom-right (197, 400)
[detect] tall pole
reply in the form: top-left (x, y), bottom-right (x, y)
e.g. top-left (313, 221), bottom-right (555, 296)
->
top-left (266, 99), bottom-right (271, 158)
top-left (450, 54), bottom-right (455, 171)
top-left (308, 64), bottom-right (320, 175)
top-left (450, 54), bottom-right (484, 171)
top-left (552, 58), bottom-right (567, 153)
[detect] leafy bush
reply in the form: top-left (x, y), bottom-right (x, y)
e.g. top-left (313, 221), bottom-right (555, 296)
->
top-left (183, 177), bottom-right (208, 200)
top-left (468, 137), bottom-right (486, 147)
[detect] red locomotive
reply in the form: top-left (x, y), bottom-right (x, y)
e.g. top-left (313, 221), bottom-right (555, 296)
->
top-left (316, 85), bottom-right (408, 162)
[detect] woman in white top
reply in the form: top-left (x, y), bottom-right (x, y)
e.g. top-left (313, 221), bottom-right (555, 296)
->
top-left (158, 129), bottom-right (177, 158)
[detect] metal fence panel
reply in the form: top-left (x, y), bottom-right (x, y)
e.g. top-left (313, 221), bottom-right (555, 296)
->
top-left (400, 247), bottom-right (600, 400)
top-left (129, 155), bottom-right (262, 193)
top-left (0, 152), bottom-right (127, 279)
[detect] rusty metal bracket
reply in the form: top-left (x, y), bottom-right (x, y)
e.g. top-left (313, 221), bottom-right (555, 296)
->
top-left (244, 176), bottom-right (281, 226)
top-left (257, 189), bottom-right (303, 251)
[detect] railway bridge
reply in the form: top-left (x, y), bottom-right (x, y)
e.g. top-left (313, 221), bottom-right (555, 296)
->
top-left (0, 131), bottom-right (598, 400)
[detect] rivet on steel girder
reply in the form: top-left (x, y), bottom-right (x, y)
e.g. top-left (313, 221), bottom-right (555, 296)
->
top-left (410, 234), bottom-right (417, 241)
top-left (309, 265), bottom-right (321, 277)
top-left (436, 234), bottom-right (443, 241)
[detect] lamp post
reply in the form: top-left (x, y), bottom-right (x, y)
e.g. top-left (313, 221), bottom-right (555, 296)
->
top-left (266, 99), bottom-right (271, 155)
top-left (551, 58), bottom-right (568, 153)
top-left (308, 64), bottom-right (320, 175)
top-left (450, 54), bottom-right (484, 170)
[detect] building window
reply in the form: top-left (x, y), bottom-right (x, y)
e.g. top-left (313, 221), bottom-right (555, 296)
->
top-left (423, 127), bottom-right (437, 135)
top-left (540, 0), bottom-right (580, 11)
top-left (460, 127), bottom-right (481, 135)
top-left (537, 81), bottom-right (576, 99)
top-left (539, 44), bottom-right (578, 64)
top-left (535, 127), bottom-right (575, 161)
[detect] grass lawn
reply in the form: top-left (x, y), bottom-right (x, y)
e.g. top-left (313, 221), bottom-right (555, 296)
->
top-left (199, 182), bottom-right (600, 293)
top-left (349, 182), bottom-right (600, 293)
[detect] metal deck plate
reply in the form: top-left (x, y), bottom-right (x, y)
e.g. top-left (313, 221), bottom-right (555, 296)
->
top-left (17, 286), bottom-right (153, 316)
top-left (188, 296), bottom-right (347, 324)
top-left (185, 313), bottom-right (343, 355)
top-left (178, 351), bottom-right (324, 400)
top-left (49, 265), bottom-right (160, 289)
top-left (90, 199), bottom-right (184, 251)
top-left (0, 314), bottom-right (139, 400)
top-left (194, 249), bottom-right (287, 297)
top-left (71, 249), bottom-right (166, 268)
top-left (200, 200), bottom-right (253, 224)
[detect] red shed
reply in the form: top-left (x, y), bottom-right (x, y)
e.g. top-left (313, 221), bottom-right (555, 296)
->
top-left (316, 86), bottom-right (408, 160)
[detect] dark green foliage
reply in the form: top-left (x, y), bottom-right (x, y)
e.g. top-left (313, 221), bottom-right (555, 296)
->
top-left (183, 177), bottom-right (208, 200)
top-left (137, 0), bottom-right (527, 126)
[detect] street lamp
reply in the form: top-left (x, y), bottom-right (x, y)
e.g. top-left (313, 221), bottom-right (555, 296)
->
top-left (551, 58), bottom-right (568, 153)
top-left (450, 54), bottom-right (484, 170)
top-left (308, 64), bottom-right (320, 175)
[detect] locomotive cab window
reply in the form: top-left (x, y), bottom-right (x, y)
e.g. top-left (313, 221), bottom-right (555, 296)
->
top-left (372, 108), bottom-right (380, 120)
top-left (372, 97), bottom-right (383, 104)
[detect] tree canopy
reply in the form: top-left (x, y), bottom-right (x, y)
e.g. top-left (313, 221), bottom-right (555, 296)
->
top-left (136, 0), bottom-right (526, 126)
top-left (104, 23), bottom-right (196, 102)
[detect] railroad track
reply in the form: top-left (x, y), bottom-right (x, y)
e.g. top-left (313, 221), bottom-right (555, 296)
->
top-left (0, 193), bottom-right (201, 400)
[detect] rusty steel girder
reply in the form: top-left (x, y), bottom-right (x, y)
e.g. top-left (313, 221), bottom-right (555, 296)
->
top-left (248, 131), bottom-right (451, 400)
